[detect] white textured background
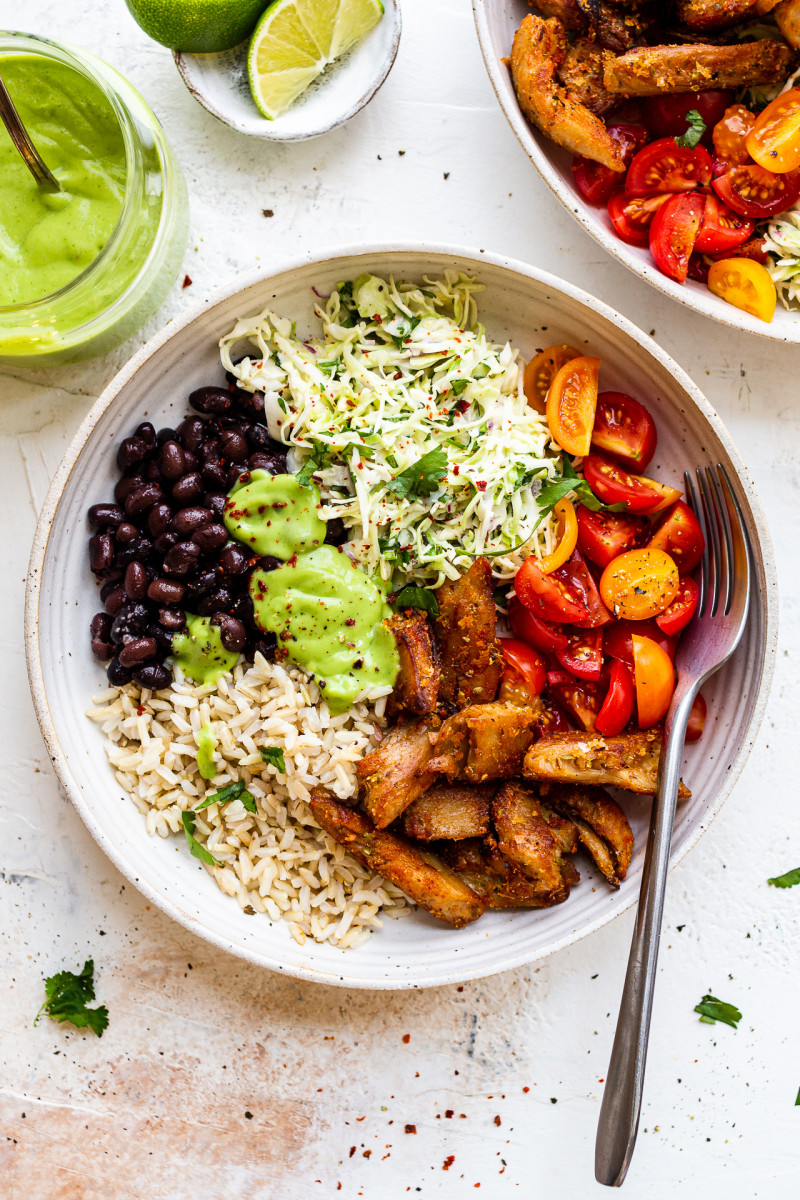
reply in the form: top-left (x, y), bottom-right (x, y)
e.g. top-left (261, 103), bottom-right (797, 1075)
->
top-left (2, 2), bottom-right (799, 1197)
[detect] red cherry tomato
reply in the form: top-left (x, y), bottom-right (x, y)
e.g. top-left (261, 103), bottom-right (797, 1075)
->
top-left (712, 104), bottom-right (756, 169)
top-left (583, 453), bottom-right (681, 515)
top-left (642, 91), bottom-right (732, 140)
top-left (685, 692), bottom-right (707, 743)
top-left (687, 253), bottom-right (710, 284)
top-left (549, 548), bottom-right (613, 629)
top-left (595, 658), bottom-right (635, 737)
top-left (535, 698), bottom-right (573, 735)
top-left (591, 391), bottom-right (658, 470)
top-left (499, 639), bottom-right (546, 695)
top-left (608, 190), bottom-right (671, 247)
top-left (626, 137), bottom-right (713, 197)
top-left (712, 164), bottom-right (800, 219)
top-left (508, 596), bottom-right (569, 654)
top-left (605, 618), bottom-right (677, 669)
top-left (647, 500), bottom-right (705, 572)
top-left (547, 678), bottom-right (603, 732)
top-left (555, 627), bottom-right (604, 681)
top-left (514, 555), bottom-right (588, 624)
top-left (572, 124), bottom-right (649, 205)
top-left (694, 192), bottom-right (755, 254)
top-left (632, 634), bottom-right (675, 727)
top-left (576, 506), bottom-right (647, 569)
top-left (649, 192), bottom-right (705, 284)
top-left (655, 575), bottom-right (700, 636)
top-left (711, 236), bottom-right (768, 265)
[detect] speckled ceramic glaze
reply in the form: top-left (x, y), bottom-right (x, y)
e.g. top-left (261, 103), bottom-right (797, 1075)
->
top-left (473, 0), bottom-right (800, 343)
top-left (25, 246), bottom-right (777, 989)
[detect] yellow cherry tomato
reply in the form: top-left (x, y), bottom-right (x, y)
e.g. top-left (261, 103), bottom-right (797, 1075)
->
top-left (746, 87), bottom-right (800, 173)
top-left (546, 355), bottom-right (600, 457)
top-left (708, 258), bottom-right (776, 323)
top-left (540, 498), bottom-right (578, 574)
top-left (599, 548), bottom-right (679, 621)
top-left (523, 343), bottom-right (581, 414)
top-left (632, 634), bottom-right (675, 728)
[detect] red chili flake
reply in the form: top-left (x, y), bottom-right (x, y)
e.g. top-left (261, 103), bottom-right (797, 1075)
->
top-left (404, 1124), bottom-right (416, 1135)
top-left (459, 1113), bottom-right (466, 1119)
top-left (443, 1156), bottom-right (455, 1171)
top-left (182, 274), bottom-right (192, 288)
top-left (453, 464), bottom-right (460, 475)
top-left (457, 985), bottom-right (464, 992)
top-left (337, 1185), bottom-right (342, 1191)
top-left (445, 1110), bottom-right (454, 1119)
top-left (262, 209), bottom-right (274, 218)
top-left (402, 1034), bottom-right (410, 1044)
top-left (363, 1150), bottom-right (372, 1158)
top-left (349, 1147), bottom-right (356, 1158)
top-left (393, 370), bottom-right (403, 380)
top-left (137, 704), bottom-right (144, 716)
top-left (522, 1087), bottom-right (530, 1093)
top-left (476, 480), bottom-right (487, 492)
top-left (493, 1116), bottom-right (501, 1127)
top-left (456, 400), bottom-right (470, 414)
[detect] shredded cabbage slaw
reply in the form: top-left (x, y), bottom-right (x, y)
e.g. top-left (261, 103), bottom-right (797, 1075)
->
top-left (220, 272), bottom-right (561, 586)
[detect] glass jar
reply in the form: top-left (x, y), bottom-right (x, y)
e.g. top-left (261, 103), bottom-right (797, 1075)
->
top-left (0, 31), bottom-right (189, 366)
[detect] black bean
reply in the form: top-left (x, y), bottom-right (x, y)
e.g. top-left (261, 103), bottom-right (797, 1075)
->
top-left (158, 606), bottom-right (186, 631)
top-left (111, 602), bottom-right (150, 644)
top-left (197, 586), bottom-right (233, 616)
top-left (193, 523), bottom-right (228, 553)
top-left (154, 530), bottom-right (179, 555)
top-left (171, 505), bottom-right (212, 536)
top-left (119, 637), bottom-right (158, 667)
top-left (231, 593), bottom-right (254, 625)
top-left (219, 544), bottom-right (248, 575)
top-left (147, 502), bottom-right (173, 538)
top-left (200, 439), bottom-right (221, 464)
top-left (220, 430), bottom-right (249, 462)
top-left (124, 481), bottom-right (163, 516)
top-left (211, 612), bottom-right (246, 653)
top-left (135, 421), bottom-right (157, 449)
top-left (89, 533), bottom-right (115, 574)
top-left (91, 612), bottom-right (113, 641)
top-left (88, 503), bottom-right (125, 530)
top-left (189, 385), bottom-right (233, 415)
top-left (132, 662), bottom-right (171, 691)
top-left (147, 577), bottom-right (185, 604)
top-left (171, 472), bottom-right (204, 503)
top-left (182, 450), bottom-right (199, 473)
top-left (202, 461), bottom-right (228, 490)
top-left (91, 638), bottom-right (115, 662)
top-left (252, 635), bottom-right (277, 661)
top-left (124, 561), bottom-right (148, 600)
top-left (116, 522), bottom-right (139, 545)
top-left (186, 568), bottom-right (217, 599)
top-left (158, 440), bottom-right (186, 481)
top-left (163, 540), bottom-right (200, 576)
top-left (143, 460), bottom-right (163, 483)
top-left (177, 416), bottom-right (206, 453)
top-left (258, 555), bottom-right (281, 572)
top-left (156, 426), bottom-right (179, 445)
top-left (107, 657), bottom-right (133, 686)
top-left (147, 623), bottom-right (175, 654)
top-left (100, 580), bottom-right (120, 603)
top-left (117, 436), bottom-right (148, 470)
top-left (248, 452), bottom-right (285, 475)
top-left (114, 473), bottom-right (143, 504)
top-left (245, 424), bottom-right (272, 451)
top-left (103, 584), bottom-right (126, 616)
top-left (236, 389), bottom-right (265, 417)
top-left (115, 536), bottom-right (153, 566)
top-left (324, 518), bottom-right (347, 546)
top-left (205, 492), bottom-right (226, 518)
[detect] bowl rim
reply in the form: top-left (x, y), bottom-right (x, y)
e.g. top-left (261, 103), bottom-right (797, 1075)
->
top-left (471, 0), bottom-right (800, 344)
top-left (173, 0), bottom-right (401, 142)
top-left (24, 241), bottom-right (779, 988)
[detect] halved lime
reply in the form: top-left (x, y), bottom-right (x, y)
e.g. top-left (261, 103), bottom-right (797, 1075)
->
top-left (125, 0), bottom-right (266, 53)
top-left (247, 0), bottom-right (384, 120)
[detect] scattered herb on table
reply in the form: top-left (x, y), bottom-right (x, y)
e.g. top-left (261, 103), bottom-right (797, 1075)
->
top-left (386, 447), bottom-right (448, 500)
top-left (796, 1086), bottom-right (800, 1107)
top-left (393, 585), bottom-right (440, 618)
top-left (767, 867), bottom-right (800, 889)
top-left (260, 746), bottom-right (286, 773)
top-left (675, 110), bottom-right (706, 150)
top-left (694, 994), bottom-right (742, 1029)
top-left (35, 959), bottom-right (109, 1037)
top-left (182, 810), bottom-right (222, 865)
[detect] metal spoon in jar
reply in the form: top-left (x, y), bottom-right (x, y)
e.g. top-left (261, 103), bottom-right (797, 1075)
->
top-left (0, 69), bottom-right (61, 191)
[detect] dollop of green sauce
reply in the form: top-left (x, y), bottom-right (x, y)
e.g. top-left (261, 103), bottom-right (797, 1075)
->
top-left (223, 470), bottom-right (326, 559)
top-left (250, 546), bottom-right (399, 714)
top-left (172, 615), bottom-right (238, 686)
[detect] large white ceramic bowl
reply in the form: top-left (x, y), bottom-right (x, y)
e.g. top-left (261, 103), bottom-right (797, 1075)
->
top-left (473, 0), bottom-right (800, 343)
top-left (25, 246), bottom-right (777, 989)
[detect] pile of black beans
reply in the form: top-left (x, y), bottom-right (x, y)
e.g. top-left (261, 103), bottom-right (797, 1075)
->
top-left (87, 381), bottom-right (291, 691)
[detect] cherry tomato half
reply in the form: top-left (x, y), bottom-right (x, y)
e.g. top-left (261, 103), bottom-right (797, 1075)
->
top-left (632, 634), bottom-right (675, 728)
top-left (626, 137), bottom-right (713, 198)
top-left (595, 658), bottom-right (635, 737)
top-left (535, 698), bottom-right (573, 735)
top-left (499, 639), bottom-right (546, 696)
top-left (547, 678), bottom-right (602, 732)
top-left (655, 575), bottom-right (700, 636)
top-left (693, 192), bottom-right (754, 255)
top-left (591, 390), bottom-right (657, 470)
top-left (712, 104), bottom-right (756, 170)
top-left (546, 355), bottom-right (600, 456)
top-left (540, 498), bottom-right (579, 574)
top-left (555, 627), bottom-right (604, 681)
top-left (708, 257), bottom-right (777, 323)
top-left (523, 343), bottom-right (581, 414)
top-left (647, 500), bottom-right (705, 572)
top-left (713, 164), bottom-right (800, 219)
top-left (576, 505), bottom-right (647, 569)
top-left (508, 596), bottom-right (569, 654)
top-left (643, 91), bottom-right (732, 140)
top-left (711, 236), bottom-right (767, 265)
top-left (514, 555), bottom-right (588, 625)
top-left (551, 548), bottom-right (613, 629)
top-left (746, 87), bottom-right (800, 174)
top-left (608, 191), bottom-right (671, 247)
top-left (685, 692), bottom-right (707, 743)
top-left (583, 453), bottom-right (682, 515)
top-left (572, 124), bottom-right (649, 205)
top-left (649, 192), bottom-right (705, 284)
top-left (599, 548), bottom-right (680, 621)
top-left (605, 617), bottom-right (677, 668)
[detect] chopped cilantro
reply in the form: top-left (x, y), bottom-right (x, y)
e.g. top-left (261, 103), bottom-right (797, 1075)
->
top-left (386, 447), bottom-right (448, 500)
top-left (534, 457), bottom-right (625, 528)
top-left (796, 1086), bottom-right (800, 1106)
top-left (768, 867), bottom-right (800, 889)
top-left (451, 378), bottom-right (469, 395)
top-left (260, 746), bottom-right (286, 773)
top-left (182, 810), bottom-right (221, 865)
top-left (675, 110), bottom-right (706, 150)
top-left (195, 779), bottom-right (256, 813)
top-left (35, 959), bottom-right (109, 1037)
top-left (296, 444), bottom-right (333, 486)
top-left (694, 994), bottom-right (742, 1029)
top-left (393, 585), bottom-right (440, 618)
top-left (390, 315), bottom-right (420, 347)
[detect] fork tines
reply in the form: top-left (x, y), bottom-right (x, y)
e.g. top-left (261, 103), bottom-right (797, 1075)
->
top-left (684, 465), bottom-right (749, 619)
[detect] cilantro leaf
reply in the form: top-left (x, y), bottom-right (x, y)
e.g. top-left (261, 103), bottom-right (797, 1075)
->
top-left (181, 810), bottom-right (222, 866)
top-left (675, 110), bottom-right (706, 150)
top-left (260, 746), bottom-right (286, 773)
top-left (451, 378), bottom-right (469, 395)
top-left (534, 457), bottom-right (625, 528)
top-left (195, 779), bottom-right (256, 814)
top-left (36, 959), bottom-right (109, 1037)
top-left (768, 867), bottom-right (800, 889)
top-left (386, 447), bottom-right (448, 500)
top-left (296, 444), bottom-right (333, 487)
top-left (795, 1086), bottom-right (800, 1107)
top-left (393, 585), bottom-right (440, 618)
top-left (694, 994), bottom-right (742, 1029)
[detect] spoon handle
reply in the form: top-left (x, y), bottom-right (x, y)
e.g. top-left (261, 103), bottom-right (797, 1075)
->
top-left (0, 70), bottom-right (62, 191)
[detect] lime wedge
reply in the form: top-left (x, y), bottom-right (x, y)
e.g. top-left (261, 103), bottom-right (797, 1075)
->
top-left (247, 0), bottom-right (384, 120)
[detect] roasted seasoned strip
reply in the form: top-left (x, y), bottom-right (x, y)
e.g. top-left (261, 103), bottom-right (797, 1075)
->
top-left (545, 783), bottom-right (634, 887)
top-left (428, 702), bottom-right (540, 782)
top-left (386, 609), bottom-right (439, 716)
top-left (435, 557), bottom-right (503, 708)
top-left (357, 720), bottom-right (438, 829)
top-left (402, 783), bottom-right (493, 841)
top-left (524, 729), bottom-right (691, 797)
top-left (604, 39), bottom-right (794, 95)
top-left (492, 781), bottom-right (576, 905)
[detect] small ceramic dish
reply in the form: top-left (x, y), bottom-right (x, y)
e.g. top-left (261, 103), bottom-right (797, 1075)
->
top-left (473, 0), bottom-right (800, 343)
top-left (25, 245), bottom-right (777, 990)
top-left (174, 0), bottom-right (401, 141)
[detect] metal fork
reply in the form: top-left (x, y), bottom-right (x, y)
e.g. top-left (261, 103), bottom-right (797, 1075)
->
top-left (595, 464), bottom-right (752, 1187)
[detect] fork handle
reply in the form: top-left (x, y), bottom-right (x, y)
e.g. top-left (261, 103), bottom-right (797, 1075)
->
top-left (595, 680), bottom-right (700, 1187)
